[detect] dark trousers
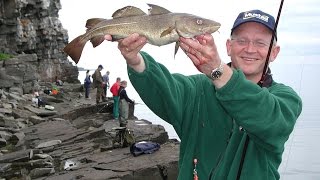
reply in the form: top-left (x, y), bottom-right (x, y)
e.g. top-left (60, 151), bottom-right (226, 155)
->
top-left (103, 86), bottom-right (107, 97)
top-left (85, 87), bottom-right (90, 98)
top-left (96, 86), bottom-right (106, 103)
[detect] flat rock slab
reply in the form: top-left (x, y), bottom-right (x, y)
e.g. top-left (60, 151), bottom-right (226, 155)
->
top-left (0, 108), bottom-right (12, 115)
top-left (22, 120), bottom-right (81, 148)
top-left (39, 142), bottom-right (180, 180)
top-left (24, 105), bottom-right (57, 117)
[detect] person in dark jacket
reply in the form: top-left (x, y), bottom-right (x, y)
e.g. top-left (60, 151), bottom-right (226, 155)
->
top-left (118, 80), bottom-right (134, 127)
top-left (92, 65), bottom-right (106, 104)
top-left (84, 74), bottom-right (92, 99)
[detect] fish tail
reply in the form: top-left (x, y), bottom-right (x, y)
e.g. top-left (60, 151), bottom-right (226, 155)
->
top-left (63, 35), bottom-right (87, 64)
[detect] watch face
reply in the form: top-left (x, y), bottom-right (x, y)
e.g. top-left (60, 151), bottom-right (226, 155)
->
top-left (212, 70), bottom-right (222, 79)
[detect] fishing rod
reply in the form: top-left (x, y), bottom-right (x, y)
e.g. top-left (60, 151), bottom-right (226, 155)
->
top-left (258, 0), bottom-right (285, 86)
top-left (97, 101), bottom-right (144, 113)
top-left (237, 0), bottom-right (285, 179)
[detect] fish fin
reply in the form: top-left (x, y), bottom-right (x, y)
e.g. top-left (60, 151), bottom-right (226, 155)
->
top-left (111, 35), bottom-right (124, 41)
top-left (86, 18), bottom-right (107, 29)
top-left (63, 35), bottom-right (87, 64)
top-left (90, 36), bottom-right (105, 48)
top-left (147, 4), bottom-right (171, 15)
top-left (160, 26), bottom-right (175, 37)
top-left (112, 6), bottom-right (146, 18)
top-left (174, 42), bottom-right (179, 58)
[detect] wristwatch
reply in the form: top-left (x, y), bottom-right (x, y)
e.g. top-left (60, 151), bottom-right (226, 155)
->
top-left (209, 61), bottom-right (224, 80)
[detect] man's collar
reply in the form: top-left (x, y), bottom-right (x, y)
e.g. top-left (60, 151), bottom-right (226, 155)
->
top-left (227, 62), bottom-right (273, 88)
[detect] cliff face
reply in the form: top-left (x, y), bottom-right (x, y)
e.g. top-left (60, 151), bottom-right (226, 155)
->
top-left (0, 0), bottom-right (78, 93)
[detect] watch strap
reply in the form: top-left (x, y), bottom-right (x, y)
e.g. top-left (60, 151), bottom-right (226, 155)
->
top-left (209, 61), bottom-right (224, 80)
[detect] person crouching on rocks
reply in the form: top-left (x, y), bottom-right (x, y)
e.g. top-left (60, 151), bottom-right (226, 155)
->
top-left (118, 80), bottom-right (134, 127)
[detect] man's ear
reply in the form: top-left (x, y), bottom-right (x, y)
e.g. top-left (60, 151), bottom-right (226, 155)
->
top-left (270, 45), bottom-right (280, 63)
top-left (226, 39), bottom-right (232, 56)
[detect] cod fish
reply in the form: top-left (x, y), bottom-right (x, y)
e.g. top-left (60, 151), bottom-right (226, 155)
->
top-left (63, 4), bottom-right (221, 64)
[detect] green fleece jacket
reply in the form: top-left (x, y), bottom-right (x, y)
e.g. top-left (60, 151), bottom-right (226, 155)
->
top-left (128, 52), bottom-right (302, 180)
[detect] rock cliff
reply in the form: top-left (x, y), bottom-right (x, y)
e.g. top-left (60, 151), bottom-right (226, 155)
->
top-left (0, 0), bottom-right (78, 94)
top-left (0, 83), bottom-right (179, 179)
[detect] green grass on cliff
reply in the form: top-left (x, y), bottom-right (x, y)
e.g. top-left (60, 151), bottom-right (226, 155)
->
top-left (0, 53), bottom-right (13, 61)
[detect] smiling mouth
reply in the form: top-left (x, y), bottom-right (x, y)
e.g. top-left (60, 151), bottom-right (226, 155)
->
top-left (242, 57), bottom-right (258, 61)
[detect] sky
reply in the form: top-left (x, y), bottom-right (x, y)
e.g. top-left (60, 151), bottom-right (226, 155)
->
top-left (58, 0), bottom-right (320, 78)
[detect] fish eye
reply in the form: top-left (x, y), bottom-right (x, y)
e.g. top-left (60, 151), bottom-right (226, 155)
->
top-left (196, 19), bottom-right (203, 25)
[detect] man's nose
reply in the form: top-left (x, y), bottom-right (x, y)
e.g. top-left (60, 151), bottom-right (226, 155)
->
top-left (244, 41), bottom-right (257, 53)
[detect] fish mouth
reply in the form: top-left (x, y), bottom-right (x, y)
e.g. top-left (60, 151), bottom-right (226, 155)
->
top-left (180, 25), bottom-right (221, 37)
top-left (203, 25), bottom-right (221, 34)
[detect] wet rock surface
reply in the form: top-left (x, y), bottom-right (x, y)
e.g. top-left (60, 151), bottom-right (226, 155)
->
top-left (0, 86), bottom-right (179, 180)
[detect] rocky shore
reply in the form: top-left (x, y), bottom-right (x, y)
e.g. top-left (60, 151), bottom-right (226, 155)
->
top-left (0, 1), bottom-right (180, 179)
top-left (0, 83), bottom-right (179, 180)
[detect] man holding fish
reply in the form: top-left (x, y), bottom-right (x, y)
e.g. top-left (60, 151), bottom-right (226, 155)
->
top-left (64, 5), bottom-right (302, 180)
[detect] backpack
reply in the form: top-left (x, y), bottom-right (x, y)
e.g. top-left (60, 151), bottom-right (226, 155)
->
top-left (123, 129), bottom-right (135, 147)
top-left (112, 127), bottom-right (135, 148)
top-left (92, 71), bottom-right (96, 80)
top-left (130, 141), bottom-right (161, 157)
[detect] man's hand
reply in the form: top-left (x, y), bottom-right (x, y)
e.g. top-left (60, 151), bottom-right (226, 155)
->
top-left (179, 34), bottom-right (222, 76)
top-left (104, 34), bottom-right (147, 73)
top-left (180, 34), bottom-right (233, 88)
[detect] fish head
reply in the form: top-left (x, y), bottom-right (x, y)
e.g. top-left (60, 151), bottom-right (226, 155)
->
top-left (176, 14), bottom-right (221, 38)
